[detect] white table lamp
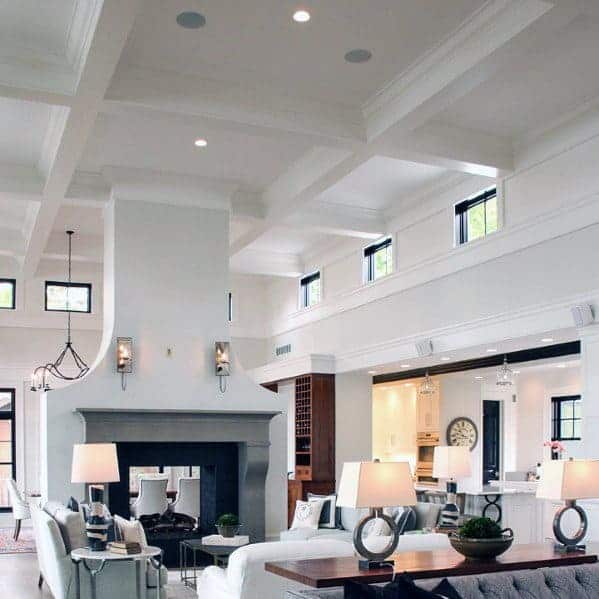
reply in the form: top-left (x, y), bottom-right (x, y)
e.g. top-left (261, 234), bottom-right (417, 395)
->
top-left (537, 458), bottom-right (599, 552)
top-left (71, 443), bottom-right (120, 551)
top-left (433, 446), bottom-right (472, 527)
top-left (337, 460), bottom-right (416, 569)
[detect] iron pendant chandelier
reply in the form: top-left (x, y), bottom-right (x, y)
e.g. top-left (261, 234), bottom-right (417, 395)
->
top-left (496, 355), bottom-right (514, 387)
top-left (31, 231), bottom-right (90, 392)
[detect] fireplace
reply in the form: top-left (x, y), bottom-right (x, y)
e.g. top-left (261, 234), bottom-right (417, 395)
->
top-left (75, 408), bottom-right (280, 564)
top-left (112, 441), bottom-right (238, 531)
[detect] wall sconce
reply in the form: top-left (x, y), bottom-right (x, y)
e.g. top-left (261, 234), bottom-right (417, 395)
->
top-left (116, 337), bottom-right (133, 391)
top-left (215, 341), bottom-right (230, 393)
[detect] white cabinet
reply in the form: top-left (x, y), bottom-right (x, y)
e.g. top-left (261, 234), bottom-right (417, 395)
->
top-left (417, 385), bottom-right (440, 432)
top-left (502, 494), bottom-right (544, 544)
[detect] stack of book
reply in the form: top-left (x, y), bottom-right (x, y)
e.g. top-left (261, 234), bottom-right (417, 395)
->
top-left (108, 541), bottom-right (142, 555)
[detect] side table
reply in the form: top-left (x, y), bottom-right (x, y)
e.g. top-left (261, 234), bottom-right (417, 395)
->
top-left (71, 546), bottom-right (162, 599)
top-left (179, 537), bottom-right (249, 589)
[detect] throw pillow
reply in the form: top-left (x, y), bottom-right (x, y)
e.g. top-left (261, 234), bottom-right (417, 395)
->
top-left (290, 499), bottom-right (325, 530)
top-left (114, 514), bottom-right (148, 547)
top-left (344, 575), bottom-right (462, 599)
top-left (395, 506), bottom-right (417, 534)
top-left (307, 492), bottom-right (337, 528)
top-left (50, 506), bottom-right (87, 552)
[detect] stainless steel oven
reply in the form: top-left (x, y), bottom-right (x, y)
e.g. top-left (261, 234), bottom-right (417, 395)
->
top-left (416, 431), bottom-right (439, 483)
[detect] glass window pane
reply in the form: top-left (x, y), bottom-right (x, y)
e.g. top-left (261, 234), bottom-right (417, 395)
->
top-left (467, 202), bottom-right (486, 241)
top-left (0, 392), bottom-right (12, 413)
top-left (0, 441), bottom-right (11, 462)
top-left (561, 420), bottom-right (574, 439)
top-left (562, 402), bottom-right (574, 419)
top-left (0, 464), bottom-right (12, 508)
top-left (0, 281), bottom-right (14, 309)
top-left (373, 245), bottom-right (392, 280)
top-left (46, 284), bottom-right (90, 312)
top-left (485, 196), bottom-right (498, 234)
top-left (307, 279), bottom-right (320, 306)
top-left (573, 421), bottom-right (582, 439)
top-left (574, 401), bottom-right (582, 418)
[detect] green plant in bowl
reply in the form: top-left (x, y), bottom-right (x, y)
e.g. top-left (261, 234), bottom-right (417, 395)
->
top-left (216, 513), bottom-right (240, 538)
top-left (450, 517), bottom-right (514, 560)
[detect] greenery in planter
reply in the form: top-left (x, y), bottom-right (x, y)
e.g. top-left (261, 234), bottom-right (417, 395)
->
top-left (216, 513), bottom-right (239, 526)
top-left (458, 517), bottom-right (503, 539)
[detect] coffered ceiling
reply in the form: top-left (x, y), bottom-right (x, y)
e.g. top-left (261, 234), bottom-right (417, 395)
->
top-left (0, 0), bottom-right (598, 282)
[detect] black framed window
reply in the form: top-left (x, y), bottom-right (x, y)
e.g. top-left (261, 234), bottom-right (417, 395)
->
top-left (300, 271), bottom-right (321, 308)
top-left (552, 395), bottom-right (582, 441)
top-left (455, 187), bottom-right (498, 245)
top-left (0, 389), bottom-right (16, 512)
top-left (45, 281), bottom-right (91, 313)
top-left (364, 237), bottom-right (392, 282)
top-left (0, 278), bottom-right (15, 310)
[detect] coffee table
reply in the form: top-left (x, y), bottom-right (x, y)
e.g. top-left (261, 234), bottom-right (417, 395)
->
top-left (179, 538), bottom-right (249, 589)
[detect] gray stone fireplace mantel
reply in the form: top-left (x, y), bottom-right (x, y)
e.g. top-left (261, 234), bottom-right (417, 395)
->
top-left (75, 408), bottom-right (281, 541)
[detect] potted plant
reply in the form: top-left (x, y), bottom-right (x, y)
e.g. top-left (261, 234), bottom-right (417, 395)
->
top-left (449, 517), bottom-right (513, 560)
top-left (216, 513), bottom-right (240, 538)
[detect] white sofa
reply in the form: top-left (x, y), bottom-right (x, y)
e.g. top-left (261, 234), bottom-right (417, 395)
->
top-left (32, 504), bottom-right (167, 599)
top-left (195, 534), bottom-right (450, 599)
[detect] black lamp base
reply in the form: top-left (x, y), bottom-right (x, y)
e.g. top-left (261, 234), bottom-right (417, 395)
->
top-left (359, 559), bottom-right (395, 570)
top-left (86, 485), bottom-right (109, 551)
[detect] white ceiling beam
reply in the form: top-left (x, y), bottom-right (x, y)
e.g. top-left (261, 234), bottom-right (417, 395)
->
top-left (21, 0), bottom-right (142, 279)
top-left (0, 83), bottom-right (73, 107)
top-left (285, 201), bottom-right (385, 240)
top-left (378, 122), bottom-right (514, 178)
top-left (229, 146), bottom-right (368, 255)
top-left (230, 248), bottom-right (303, 278)
top-left (103, 65), bottom-right (365, 148)
top-left (364, 0), bottom-right (553, 142)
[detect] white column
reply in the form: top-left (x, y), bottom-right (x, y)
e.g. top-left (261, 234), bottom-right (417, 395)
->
top-left (579, 326), bottom-right (599, 458)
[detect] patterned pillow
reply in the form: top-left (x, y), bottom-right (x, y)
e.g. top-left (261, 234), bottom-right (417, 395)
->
top-left (290, 499), bottom-right (325, 530)
top-left (307, 493), bottom-right (337, 528)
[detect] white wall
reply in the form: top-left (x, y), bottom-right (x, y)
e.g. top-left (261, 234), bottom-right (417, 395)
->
top-left (40, 198), bottom-right (287, 538)
top-left (335, 371), bottom-right (372, 482)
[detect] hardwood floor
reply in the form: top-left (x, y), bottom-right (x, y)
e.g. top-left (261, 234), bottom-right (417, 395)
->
top-left (0, 553), bottom-right (52, 599)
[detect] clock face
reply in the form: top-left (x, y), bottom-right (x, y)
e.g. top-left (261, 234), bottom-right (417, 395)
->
top-left (447, 417), bottom-right (478, 450)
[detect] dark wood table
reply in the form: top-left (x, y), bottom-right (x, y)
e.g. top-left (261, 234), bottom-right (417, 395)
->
top-left (265, 543), bottom-right (599, 588)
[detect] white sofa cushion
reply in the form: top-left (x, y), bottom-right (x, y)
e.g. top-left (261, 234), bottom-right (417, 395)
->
top-left (280, 528), bottom-right (353, 543)
top-left (43, 502), bottom-right (86, 553)
top-left (307, 493), bottom-right (337, 529)
top-left (114, 514), bottom-right (148, 547)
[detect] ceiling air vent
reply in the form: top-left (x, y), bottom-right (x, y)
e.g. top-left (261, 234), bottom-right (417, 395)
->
top-left (276, 344), bottom-right (291, 357)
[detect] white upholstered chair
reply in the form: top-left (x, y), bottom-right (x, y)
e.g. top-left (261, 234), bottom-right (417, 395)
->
top-left (169, 476), bottom-right (200, 522)
top-left (130, 477), bottom-right (169, 518)
top-left (7, 479), bottom-right (31, 540)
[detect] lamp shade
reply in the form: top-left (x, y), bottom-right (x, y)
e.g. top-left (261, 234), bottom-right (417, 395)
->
top-left (537, 459), bottom-right (599, 501)
top-left (337, 461), bottom-right (416, 509)
top-left (71, 443), bottom-right (120, 484)
top-left (432, 446), bottom-right (472, 480)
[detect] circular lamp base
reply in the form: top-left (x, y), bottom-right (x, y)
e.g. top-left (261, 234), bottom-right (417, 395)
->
top-left (353, 509), bottom-right (400, 565)
top-left (553, 500), bottom-right (587, 551)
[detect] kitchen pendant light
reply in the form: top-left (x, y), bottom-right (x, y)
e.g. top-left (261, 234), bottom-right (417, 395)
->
top-left (31, 231), bottom-right (90, 391)
top-left (419, 370), bottom-right (435, 395)
top-left (496, 355), bottom-right (514, 387)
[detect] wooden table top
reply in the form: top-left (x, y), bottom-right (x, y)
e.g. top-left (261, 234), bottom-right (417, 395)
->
top-left (265, 543), bottom-right (599, 588)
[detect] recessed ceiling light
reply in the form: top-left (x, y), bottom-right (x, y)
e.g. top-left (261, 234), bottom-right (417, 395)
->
top-left (344, 49), bottom-right (372, 63)
top-left (440, 357), bottom-right (451, 362)
top-left (293, 9), bottom-right (311, 23)
top-left (400, 364), bottom-right (411, 368)
top-left (486, 348), bottom-right (497, 353)
top-left (404, 383), bottom-right (414, 387)
top-left (541, 337), bottom-right (554, 343)
top-left (194, 138), bottom-right (208, 147)
top-left (513, 370), bottom-right (521, 374)
top-left (368, 370), bottom-right (377, 375)
top-left (556, 363), bottom-right (566, 369)
top-left (176, 11), bottom-right (206, 29)
top-left (475, 376), bottom-right (484, 380)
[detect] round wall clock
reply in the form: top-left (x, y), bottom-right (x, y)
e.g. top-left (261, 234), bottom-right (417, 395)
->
top-left (446, 417), bottom-right (478, 451)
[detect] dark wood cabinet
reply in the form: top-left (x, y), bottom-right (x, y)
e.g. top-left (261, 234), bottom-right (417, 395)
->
top-left (288, 373), bottom-right (335, 526)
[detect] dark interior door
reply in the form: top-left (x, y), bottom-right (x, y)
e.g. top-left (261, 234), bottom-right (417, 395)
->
top-left (483, 400), bottom-right (501, 485)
